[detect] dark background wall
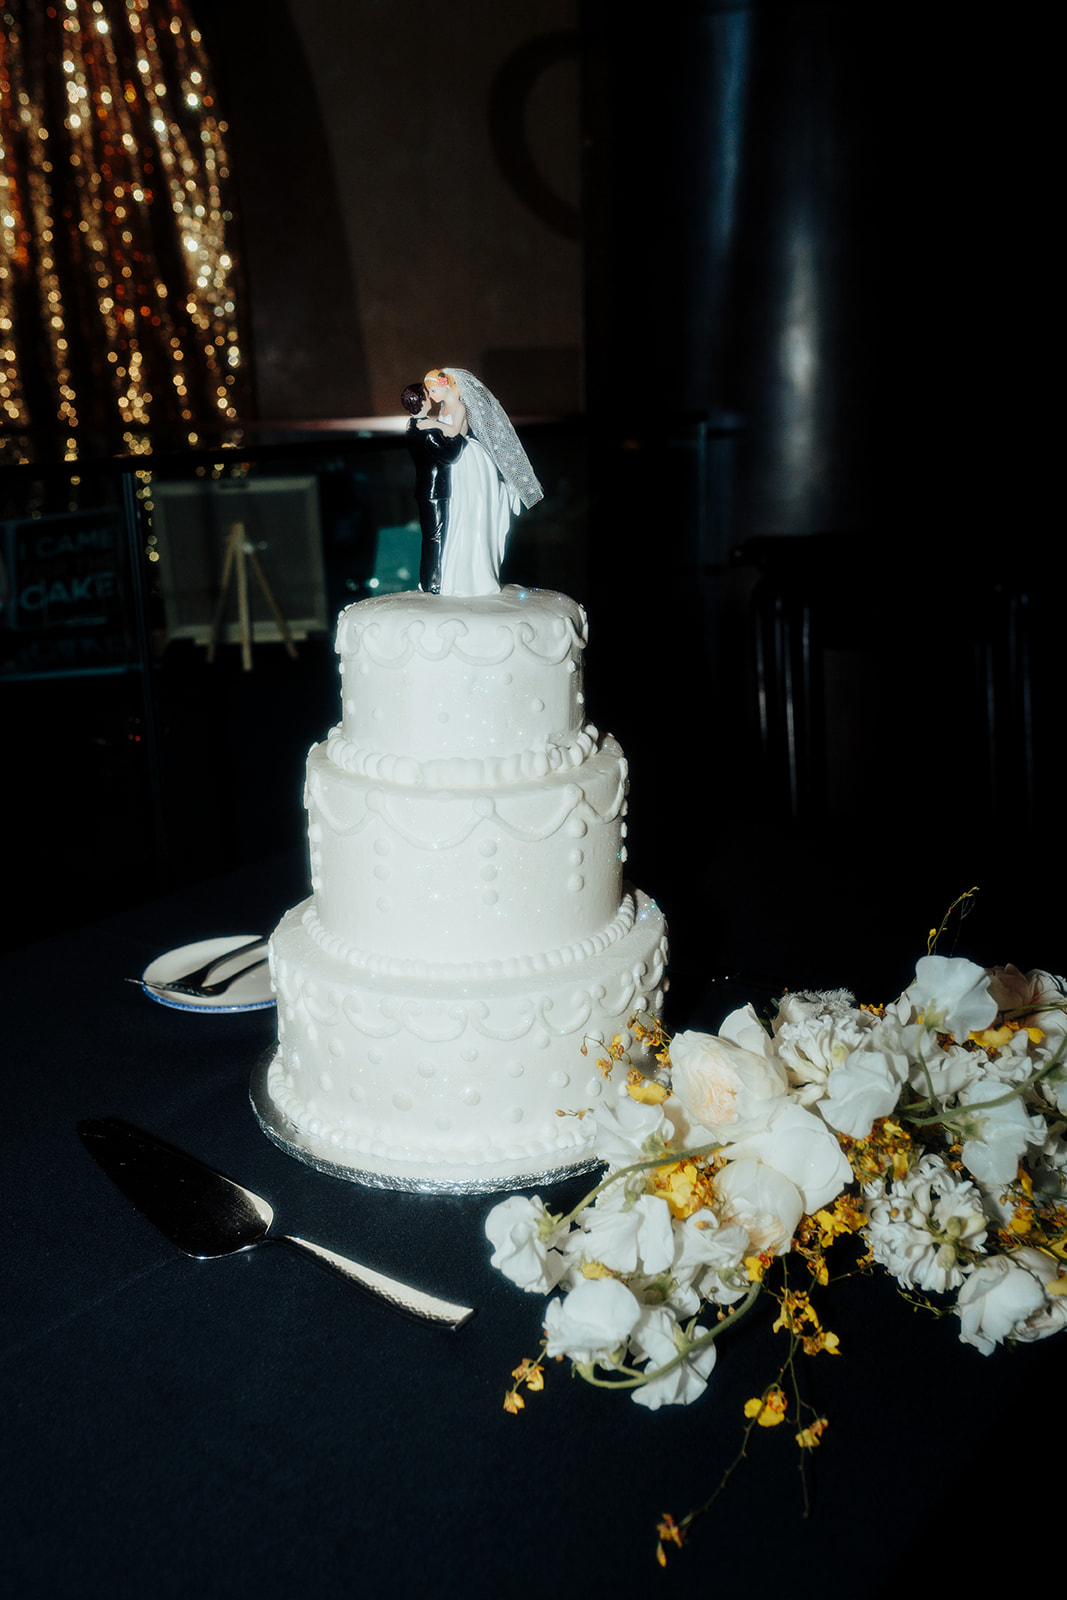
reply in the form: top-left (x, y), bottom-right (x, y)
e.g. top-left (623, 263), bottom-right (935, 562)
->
top-left (4, 2), bottom-right (1057, 987)
top-left (193, 0), bottom-right (583, 422)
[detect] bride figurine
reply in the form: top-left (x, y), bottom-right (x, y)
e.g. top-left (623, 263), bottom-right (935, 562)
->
top-left (415, 367), bottom-right (543, 596)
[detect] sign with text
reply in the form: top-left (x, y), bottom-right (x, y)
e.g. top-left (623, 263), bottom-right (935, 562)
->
top-left (1, 507), bottom-right (132, 678)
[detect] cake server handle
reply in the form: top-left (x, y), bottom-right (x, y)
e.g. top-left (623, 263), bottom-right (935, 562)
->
top-left (274, 1234), bottom-right (475, 1330)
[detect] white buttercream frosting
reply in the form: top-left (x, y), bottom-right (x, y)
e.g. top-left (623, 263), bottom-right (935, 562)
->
top-left (337, 586), bottom-right (588, 764)
top-left (260, 585), bottom-right (668, 1191)
top-left (324, 721), bottom-right (600, 789)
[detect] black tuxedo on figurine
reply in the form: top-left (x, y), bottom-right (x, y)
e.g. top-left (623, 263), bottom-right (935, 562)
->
top-left (404, 416), bottom-right (467, 594)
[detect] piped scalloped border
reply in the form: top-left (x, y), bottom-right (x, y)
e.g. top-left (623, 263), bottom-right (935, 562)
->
top-left (302, 890), bottom-right (639, 981)
top-left (335, 586), bottom-right (589, 672)
top-left (262, 894), bottom-right (669, 1189)
top-left (323, 722), bottom-right (600, 789)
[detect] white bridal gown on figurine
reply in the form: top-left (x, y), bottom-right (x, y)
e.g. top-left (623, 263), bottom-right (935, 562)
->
top-left (439, 427), bottom-right (519, 597)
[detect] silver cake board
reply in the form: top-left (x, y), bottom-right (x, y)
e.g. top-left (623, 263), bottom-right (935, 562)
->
top-left (249, 1049), bottom-right (600, 1196)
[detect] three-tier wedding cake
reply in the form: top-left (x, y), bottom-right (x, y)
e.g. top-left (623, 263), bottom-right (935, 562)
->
top-left (251, 584), bottom-right (667, 1191)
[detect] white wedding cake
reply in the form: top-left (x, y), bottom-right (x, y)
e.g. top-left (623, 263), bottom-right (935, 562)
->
top-left (252, 584), bottom-right (668, 1191)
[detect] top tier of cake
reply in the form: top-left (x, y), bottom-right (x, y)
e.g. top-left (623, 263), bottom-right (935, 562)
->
top-left (334, 586), bottom-right (589, 786)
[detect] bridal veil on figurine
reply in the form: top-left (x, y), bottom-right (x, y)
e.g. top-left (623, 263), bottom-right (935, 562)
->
top-left (404, 366), bottom-right (543, 597)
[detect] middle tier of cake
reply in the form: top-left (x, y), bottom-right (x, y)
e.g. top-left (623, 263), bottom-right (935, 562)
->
top-left (307, 730), bottom-right (629, 967)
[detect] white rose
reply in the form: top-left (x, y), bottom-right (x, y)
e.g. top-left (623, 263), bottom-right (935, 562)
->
top-left (669, 1029), bottom-right (788, 1137)
top-left (956, 1248), bottom-right (1065, 1354)
top-left (718, 1003), bottom-right (777, 1058)
top-left (713, 1157), bottom-right (803, 1256)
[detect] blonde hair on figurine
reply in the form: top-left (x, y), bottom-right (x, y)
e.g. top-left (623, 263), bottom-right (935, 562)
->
top-left (423, 369), bottom-right (459, 395)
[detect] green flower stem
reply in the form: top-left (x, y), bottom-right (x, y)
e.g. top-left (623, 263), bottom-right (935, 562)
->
top-left (542, 1142), bottom-right (724, 1238)
top-left (668, 1269), bottom-right (820, 1544)
top-left (901, 1027), bottom-right (1067, 1129)
top-left (575, 1278), bottom-right (763, 1393)
top-left (927, 887), bottom-right (980, 954)
top-left (910, 1034), bottom-right (938, 1112)
top-left (629, 1007), bottom-right (674, 1042)
top-left (905, 1052), bottom-right (1066, 1128)
top-left (672, 1393), bottom-right (771, 1542)
top-left (1000, 1001), bottom-right (1067, 1024)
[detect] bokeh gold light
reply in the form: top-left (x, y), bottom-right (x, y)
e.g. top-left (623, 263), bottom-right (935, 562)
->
top-left (0, 0), bottom-right (249, 461)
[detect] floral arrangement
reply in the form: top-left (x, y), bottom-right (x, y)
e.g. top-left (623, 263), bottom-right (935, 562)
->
top-left (485, 900), bottom-right (1067, 1562)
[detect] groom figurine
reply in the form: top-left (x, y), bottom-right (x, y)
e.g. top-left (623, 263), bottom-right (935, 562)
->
top-left (401, 382), bottom-right (467, 594)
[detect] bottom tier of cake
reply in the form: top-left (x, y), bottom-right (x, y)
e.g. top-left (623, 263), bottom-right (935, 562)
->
top-left (252, 889), bottom-right (668, 1192)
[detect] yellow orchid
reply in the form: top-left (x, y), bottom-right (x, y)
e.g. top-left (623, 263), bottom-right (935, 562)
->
top-left (624, 1069), bottom-right (669, 1105)
top-left (796, 1417), bottom-right (829, 1449)
top-left (744, 1386), bottom-right (788, 1427)
top-left (802, 1328), bottom-right (841, 1357)
top-left (970, 1023), bottom-right (1016, 1050)
top-left (655, 1514), bottom-right (685, 1566)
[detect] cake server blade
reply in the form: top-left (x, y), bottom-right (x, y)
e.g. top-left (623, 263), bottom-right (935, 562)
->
top-left (77, 1117), bottom-right (474, 1330)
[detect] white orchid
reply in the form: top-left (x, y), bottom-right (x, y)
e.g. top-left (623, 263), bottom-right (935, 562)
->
top-left (906, 954), bottom-right (998, 1042)
top-left (658, 1212), bottom-right (752, 1315)
top-left (629, 1306), bottom-right (719, 1410)
top-left (670, 1210), bottom-right (749, 1280)
top-left (819, 1045), bottom-right (910, 1139)
top-left (954, 1078), bottom-right (1046, 1185)
top-left (1004, 1247), bottom-right (1067, 1343)
top-left (491, 941), bottom-right (1067, 1424)
top-left (589, 1079), bottom-right (670, 1168)
top-left (485, 1195), bottom-right (568, 1293)
top-left (543, 1275), bottom-right (641, 1365)
top-left (988, 966), bottom-right (1067, 1038)
top-left (907, 1032), bottom-right (989, 1102)
top-left (563, 1188), bottom-right (676, 1279)
top-left (722, 1098), bottom-right (853, 1213)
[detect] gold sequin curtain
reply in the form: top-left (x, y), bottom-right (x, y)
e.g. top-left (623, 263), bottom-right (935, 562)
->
top-left (0, 0), bottom-right (249, 459)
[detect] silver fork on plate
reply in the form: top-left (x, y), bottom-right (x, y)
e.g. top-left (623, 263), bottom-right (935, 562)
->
top-left (132, 936), bottom-right (269, 998)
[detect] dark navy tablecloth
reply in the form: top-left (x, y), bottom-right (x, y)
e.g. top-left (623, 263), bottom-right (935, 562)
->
top-left (2, 850), bottom-right (1057, 1598)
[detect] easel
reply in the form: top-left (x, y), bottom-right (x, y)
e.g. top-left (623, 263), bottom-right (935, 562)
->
top-left (205, 521), bottom-right (298, 671)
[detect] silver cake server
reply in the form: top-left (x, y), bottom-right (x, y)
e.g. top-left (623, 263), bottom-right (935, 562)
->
top-left (77, 1117), bottom-right (474, 1330)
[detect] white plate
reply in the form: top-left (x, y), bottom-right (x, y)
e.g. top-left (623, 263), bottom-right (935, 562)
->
top-left (141, 935), bottom-right (275, 1014)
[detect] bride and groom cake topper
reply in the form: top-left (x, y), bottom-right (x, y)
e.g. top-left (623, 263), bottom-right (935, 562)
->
top-left (402, 367), bottom-right (543, 597)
